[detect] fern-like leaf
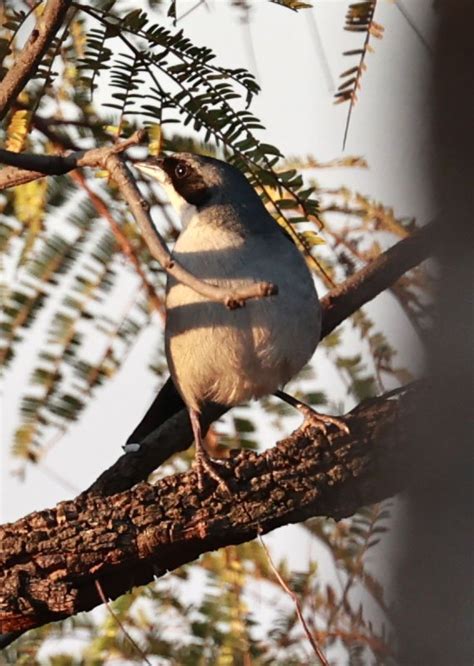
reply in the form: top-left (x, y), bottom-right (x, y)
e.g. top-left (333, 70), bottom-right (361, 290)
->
top-left (335, 1), bottom-right (384, 149)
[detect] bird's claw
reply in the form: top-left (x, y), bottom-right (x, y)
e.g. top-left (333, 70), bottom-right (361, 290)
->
top-left (194, 451), bottom-right (232, 495)
top-left (300, 407), bottom-right (350, 437)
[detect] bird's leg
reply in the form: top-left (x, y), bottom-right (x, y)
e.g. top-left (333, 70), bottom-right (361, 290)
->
top-left (189, 408), bottom-right (231, 493)
top-left (274, 389), bottom-right (349, 436)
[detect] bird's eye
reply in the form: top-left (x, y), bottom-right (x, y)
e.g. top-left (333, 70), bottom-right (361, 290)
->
top-left (175, 163), bottom-right (188, 179)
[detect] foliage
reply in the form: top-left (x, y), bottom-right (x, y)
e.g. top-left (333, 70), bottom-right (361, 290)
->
top-left (0, 0), bottom-right (431, 663)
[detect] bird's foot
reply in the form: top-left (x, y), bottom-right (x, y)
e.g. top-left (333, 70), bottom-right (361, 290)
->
top-left (193, 449), bottom-right (231, 495)
top-left (299, 406), bottom-right (350, 437)
top-left (274, 390), bottom-right (349, 438)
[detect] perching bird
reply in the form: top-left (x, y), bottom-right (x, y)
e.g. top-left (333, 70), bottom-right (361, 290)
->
top-left (127, 153), bottom-right (347, 490)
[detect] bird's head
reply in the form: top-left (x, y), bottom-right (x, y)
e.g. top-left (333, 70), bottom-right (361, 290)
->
top-left (134, 152), bottom-right (263, 227)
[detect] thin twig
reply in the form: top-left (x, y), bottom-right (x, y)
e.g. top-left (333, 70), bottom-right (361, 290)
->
top-left (103, 153), bottom-right (278, 309)
top-left (69, 170), bottom-right (165, 318)
top-left (178, 0), bottom-right (206, 22)
top-left (38, 462), bottom-right (81, 494)
top-left (242, 15), bottom-right (260, 81)
top-left (258, 534), bottom-right (330, 666)
top-left (0, 135), bottom-right (278, 308)
top-left (94, 579), bottom-right (153, 666)
top-left (0, 131), bottom-right (141, 183)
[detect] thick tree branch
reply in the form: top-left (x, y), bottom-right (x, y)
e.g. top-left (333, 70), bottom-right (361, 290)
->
top-left (0, 206), bottom-right (432, 642)
top-left (0, 0), bottom-right (73, 121)
top-left (87, 225), bottom-right (434, 497)
top-left (320, 223), bottom-right (436, 338)
top-left (0, 130), bottom-right (433, 644)
top-left (0, 139), bottom-right (277, 307)
top-left (0, 384), bottom-right (418, 635)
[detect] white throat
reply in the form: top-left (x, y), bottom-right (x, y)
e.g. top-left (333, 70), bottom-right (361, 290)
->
top-left (137, 164), bottom-right (198, 229)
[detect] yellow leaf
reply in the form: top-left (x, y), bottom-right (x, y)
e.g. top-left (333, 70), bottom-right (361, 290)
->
top-left (298, 230), bottom-right (326, 247)
top-left (14, 179), bottom-right (47, 225)
top-left (14, 179), bottom-right (48, 267)
top-left (18, 91), bottom-right (30, 105)
top-left (6, 109), bottom-right (30, 152)
top-left (148, 123), bottom-right (162, 156)
top-left (103, 125), bottom-right (120, 136)
top-left (71, 19), bottom-right (86, 59)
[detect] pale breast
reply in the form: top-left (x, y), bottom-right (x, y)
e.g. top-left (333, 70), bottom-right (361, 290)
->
top-left (165, 219), bottom-right (321, 410)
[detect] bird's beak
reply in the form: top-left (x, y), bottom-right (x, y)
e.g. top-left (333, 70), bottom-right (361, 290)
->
top-left (134, 158), bottom-right (166, 183)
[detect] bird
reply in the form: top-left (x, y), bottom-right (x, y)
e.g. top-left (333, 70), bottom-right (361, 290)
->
top-left (126, 152), bottom-right (348, 490)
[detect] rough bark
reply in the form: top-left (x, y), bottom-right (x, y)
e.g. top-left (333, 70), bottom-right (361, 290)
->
top-left (0, 384), bottom-right (417, 635)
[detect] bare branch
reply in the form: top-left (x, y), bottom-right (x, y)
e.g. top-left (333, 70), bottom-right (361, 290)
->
top-left (0, 132), bottom-right (143, 190)
top-left (0, 384), bottom-right (418, 635)
top-left (69, 169), bottom-right (165, 318)
top-left (94, 580), bottom-right (153, 666)
top-left (259, 534), bottom-right (330, 665)
top-left (0, 0), bottom-right (73, 121)
top-left (104, 154), bottom-right (278, 309)
top-left (0, 149), bottom-right (77, 175)
top-left (320, 223), bottom-right (436, 338)
top-left (0, 136), bottom-right (278, 308)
